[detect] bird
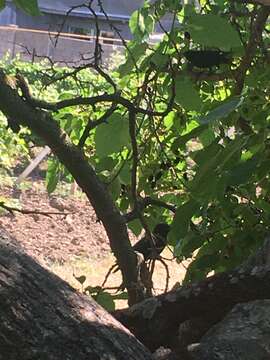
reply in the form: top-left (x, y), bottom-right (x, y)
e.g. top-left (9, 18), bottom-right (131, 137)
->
top-left (183, 50), bottom-right (231, 69)
top-left (132, 223), bottom-right (170, 260)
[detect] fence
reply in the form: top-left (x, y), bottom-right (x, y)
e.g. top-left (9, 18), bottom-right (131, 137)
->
top-left (0, 25), bottom-right (124, 64)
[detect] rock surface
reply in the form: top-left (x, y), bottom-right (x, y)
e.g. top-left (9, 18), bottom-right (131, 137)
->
top-left (188, 300), bottom-right (270, 360)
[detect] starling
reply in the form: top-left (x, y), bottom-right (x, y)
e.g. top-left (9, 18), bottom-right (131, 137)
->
top-left (132, 223), bottom-right (170, 260)
top-left (184, 50), bottom-right (231, 69)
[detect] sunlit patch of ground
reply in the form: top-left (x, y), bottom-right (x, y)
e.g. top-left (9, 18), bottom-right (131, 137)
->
top-left (50, 248), bottom-right (188, 309)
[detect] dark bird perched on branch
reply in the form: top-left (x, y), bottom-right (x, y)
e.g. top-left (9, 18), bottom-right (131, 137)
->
top-left (184, 50), bottom-right (231, 69)
top-left (132, 223), bottom-right (170, 260)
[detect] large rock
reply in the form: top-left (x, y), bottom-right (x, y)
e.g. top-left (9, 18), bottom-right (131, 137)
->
top-left (188, 300), bottom-right (270, 360)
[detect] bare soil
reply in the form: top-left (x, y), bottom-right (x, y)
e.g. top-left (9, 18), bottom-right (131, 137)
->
top-left (0, 183), bottom-right (110, 265)
top-left (0, 180), bottom-right (187, 302)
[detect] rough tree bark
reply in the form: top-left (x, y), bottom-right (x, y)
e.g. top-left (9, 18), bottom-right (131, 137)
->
top-left (0, 230), bottom-right (152, 359)
top-left (0, 70), bottom-right (144, 305)
top-left (114, 238), bottom-right (270, 351)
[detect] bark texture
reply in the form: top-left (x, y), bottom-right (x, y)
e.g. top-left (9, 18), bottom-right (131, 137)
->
top-left (0, 70), bottom-right (144, 305)
top-left (0, 231), bottom-right (152, 359)
top-left (114, 239), bottom-right (270, 351)
top-left (188, 300), bottom-right (270, 360)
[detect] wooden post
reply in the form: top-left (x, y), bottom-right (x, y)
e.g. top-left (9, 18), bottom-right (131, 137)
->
top-left (15, 146), bottom-right (51, 185)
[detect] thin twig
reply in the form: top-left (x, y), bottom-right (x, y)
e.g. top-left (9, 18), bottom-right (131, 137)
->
top-left (78, 104), bottom-right (118, 148)
top-left (234, 6), bottom-right (270, 94)
top-left (124, 196), bottom-right (176, 222)
top-left (158, 258), bottom-right (170, 293)
top-left (100, 263), bottom-right (118, 290)
top-left (97, 0), bottom-right (141, 76)
top-left (0, 202), bottom-right (71, 218)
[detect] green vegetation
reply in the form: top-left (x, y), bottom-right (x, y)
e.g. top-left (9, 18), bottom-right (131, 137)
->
top-left (0, 0), bottom-right (269, 306)
top-left (0, 0), bottom-right (41, 16)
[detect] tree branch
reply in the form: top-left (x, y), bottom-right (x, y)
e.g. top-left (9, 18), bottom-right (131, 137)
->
top-left (0, 69), bottom-right (145, 305)
top-left (114, 238), bottom-right (270, 350)
top-left (78, 104), bottom-right (117, 148)
top-left (124, 197), bottom-right (176, 223)
top-left (129, 111), bottom-right (139, 214)
top-left (25, 92), bottom-right (173, 117)
top-left (0, 202), bottom-right (70, 217)
top-left (234, 6), bottom-right (270, 94)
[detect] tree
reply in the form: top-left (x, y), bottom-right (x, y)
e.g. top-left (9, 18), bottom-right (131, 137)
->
top-left (0, 0), bottom-right (269, 307)
top-left (2, 222), bottom-right (270, 358)
top-left (0, 231), bottom-right (152, 359)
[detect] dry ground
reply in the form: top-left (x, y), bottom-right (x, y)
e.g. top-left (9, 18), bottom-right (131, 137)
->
top-left (0, 180), bottom-right (187, 308)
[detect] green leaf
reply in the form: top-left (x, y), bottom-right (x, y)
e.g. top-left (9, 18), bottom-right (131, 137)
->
top-left (150, 52), bottom-right (170, 70)
top-left (0, 0), bottom-right (6, 11)
top-left (194, 172), bottom-right (222, 201)
top-left (173, 124), bottom-right (208, 150)
top-left (95, 113), bottom-right (130, 158)
top-left (74, 275), bottom-right (86, 285)
top-left (119, 162), bottom-right (131, 185)
top-left (118, 198), bottom-right (130, 212)
top-left (227, 158), bottom-right (258, 186)
top-left (146, 15), bottom-right (155, 33)
top-left (129, 7), bottom-right (154, 41)
top-left (187, 14), bottom-right (242, 50)
top-left (257, 160), bottom-right (270, 180)
top-left (183, 235), bottom-right (227, 283)
top-left (190, 142), bottom-right (223, 198)
top-left (217, 137), bottom-right (246, 171)
top-left (191, 140), bottom-right (222, 165)
top-left (169, 199), bottom-right (200, 245)
top-left (175, 76), bottom-right (203, 112)
top-left (93, 291), bottom-right (115, 312)
top-left (128, 219), bottom-right (143, 236)
top-left (174, 231), bottom-right (205, 258)
top-left (183, 261), bottom-right (209, 283)
top-left (199, 97), bottom-right (244, 124)
top-left (199, 235), bottom-right (228, 256)
top-left (129, 10), bottom-right (145, 39)
top-left (95, 157), bottom-right (116, 173)
top-left (164, 111), bottom-right (175, 129)
top-left (256, 199), bottom-right (270, 214)
top-left (193, 253), bottom-right (220, 270)
top-left (108, 177), bottom-right (121, 201)
top-left (132, 11), bottom-right (144, 33)
top-left (199, 128), bottom-right (216, 147)
top-left (118, 42), bottom-right (148, 77)
top-left (46, 159), bottom-right (60, 194)
top-left (14, 0), bottom-right (41, 16)
top-left (164, 0), bottom-right (182, 11)
top-left (190, 138), bottom-right (246, 200)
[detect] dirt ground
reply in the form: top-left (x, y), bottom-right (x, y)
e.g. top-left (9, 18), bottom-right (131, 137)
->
top-left (0, 180), bottom-right (187, 305)
top-left (0, 183), bottom-right (110, 263)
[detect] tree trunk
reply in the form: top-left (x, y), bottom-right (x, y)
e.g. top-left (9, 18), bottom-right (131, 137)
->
top-left (0, 230), bottom-right (152, 359)
top-left (114, 239), bottom-right (270, 351)
top-left (0, 69), bottom-right (144, 305)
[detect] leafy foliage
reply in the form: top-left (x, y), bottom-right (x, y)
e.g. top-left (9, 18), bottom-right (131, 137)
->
top-left (0, 0), bottom-right (270, 294)
top-left (0, 60), bottom-right (30, 173)
top-left (95, 113), bottom-right (130, 157)
top-left (186, 14), bottom-right (242, 50)
top-left (0, 0), bottom-right (40, 15)
top-left (0, 0), bottom-right (5, 11)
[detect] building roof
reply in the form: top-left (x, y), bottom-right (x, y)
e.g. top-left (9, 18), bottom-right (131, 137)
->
top-left (37, 0), bottom-right (145, 21)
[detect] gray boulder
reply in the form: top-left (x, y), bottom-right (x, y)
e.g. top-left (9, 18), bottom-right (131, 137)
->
top-left (188, 300), bottom-right (270, 360)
